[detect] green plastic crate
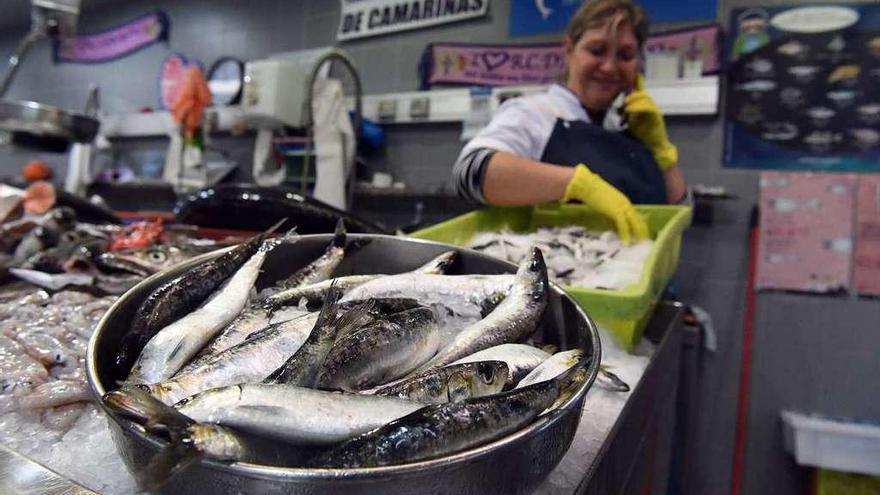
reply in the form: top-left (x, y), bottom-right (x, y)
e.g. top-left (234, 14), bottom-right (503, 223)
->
top-left (818, 469), bottom-right (880, 495)
top-left (410, 203), bottom-right (692, 351)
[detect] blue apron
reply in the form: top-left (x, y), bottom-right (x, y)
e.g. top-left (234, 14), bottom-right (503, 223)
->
top-left (539, 119), bottom-right (668, 204)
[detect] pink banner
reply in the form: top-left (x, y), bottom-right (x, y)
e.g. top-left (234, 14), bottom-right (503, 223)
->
top-left (54, 11), bottom-right (169, 64)
top-left (419, 23), bottom-right (722, 88)
top-left (420, 43), bottom-right (565, 88)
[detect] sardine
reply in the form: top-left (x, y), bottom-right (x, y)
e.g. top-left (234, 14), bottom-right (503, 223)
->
top-left (373, 360), bottom-right (509, 404)
top-left (515, 350), bottom-right (584, 389)
top-left (448, 343), bottom-right (551, 385)
top-left (309, 360), bottom-right (584, 468)
top-left (261, 219), bottom-right (348, 296)
top-left (175, 383), bottom-right (424, 446)
top-left (263, 250), bottom-right (460, 310)
top-left (338, 273), bottom-right (515, 317)
top-left (104, 387), bottom-right (293, 489)
top-left (264, 288), bottom-right (372, 387)
top-left (115, 220), bottom-right (289, 376)
top-left (414, 248), bottom-right (548, 372)
top-left (179, 305), bottom-right (309, 373)
top-left (127, 241), bottom-right (274, 384)
top-left (317, 307), bottom-right (443, 391)
top-left (144, 314), bottom-right (317, 405)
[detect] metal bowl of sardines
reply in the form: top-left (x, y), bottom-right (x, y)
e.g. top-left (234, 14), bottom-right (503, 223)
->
top-left (86, 223), bottom-right (600, 495)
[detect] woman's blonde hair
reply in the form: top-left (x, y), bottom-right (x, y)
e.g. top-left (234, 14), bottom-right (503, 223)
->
top-left (565, 0), bottom-right (649, 48)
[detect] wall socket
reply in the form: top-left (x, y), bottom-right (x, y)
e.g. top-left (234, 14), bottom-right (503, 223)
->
top-left (377, 99), bottom-right (397, 121)
top-left (409, 97), bottom-right (430, 119)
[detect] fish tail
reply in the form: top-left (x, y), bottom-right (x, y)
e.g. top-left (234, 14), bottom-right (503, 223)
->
top-left (133, 439), bottom-right (201, 493)
top-left (333, 299), bottom-right (375, 341)
top-left (103, 387), bottom-right (229, 491)
top-left (316, 282), bottom-right (343, 328)
top-left (333, 219), bottom-right (347, 248)
top-left (264, 218), bottom-right (288, 236)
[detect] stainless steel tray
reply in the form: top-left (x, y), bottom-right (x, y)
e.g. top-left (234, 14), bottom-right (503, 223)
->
top-left (86, 234), bottom-right (601, 494)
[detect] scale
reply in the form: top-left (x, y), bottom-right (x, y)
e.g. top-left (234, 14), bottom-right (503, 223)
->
top-left (0, 1), bottom-right (99, 151)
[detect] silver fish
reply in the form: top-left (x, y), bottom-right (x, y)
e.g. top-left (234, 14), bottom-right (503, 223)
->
top-left (338, 273), bottom-right (515, 318)
top-left (373, 360), bottom-right (509, 404)
top-left (180, 305), bottom-right (309, 373)
top-left (263, 289), bottom-right (372, 387)
top-left (144, 315), bottom-right (317, 405)
top-left (175, 383), bottom-right (424, 446)
top-left (263, 250), bottom-right (460, 309)
top-left (415, 248), bottom-right (549, 372)
top-left (261, 219), bottom-right (348, 296)
top-left (309, 361), bottom-right (584, 468)
top-left (115, 221), bottom-right (291, 377)
top-left (128, 243), bottom-right (273, 384)
top-left (317, 307), bottom-right (443, 391)
top-left (515, 349), bottom-right (584, 389)
top-left (448, 343), bottom-right (551, 385)
top-left (104, 387), bottom-right (296, 488)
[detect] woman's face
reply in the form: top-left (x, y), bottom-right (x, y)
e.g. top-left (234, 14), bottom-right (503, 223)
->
top-left (565, 23), bottom-right (640, 112)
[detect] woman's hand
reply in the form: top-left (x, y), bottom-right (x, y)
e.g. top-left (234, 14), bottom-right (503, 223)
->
top-left (624, 75), bottom-right (678, 170)
top-left (563, 164), bottom-right (649, 244)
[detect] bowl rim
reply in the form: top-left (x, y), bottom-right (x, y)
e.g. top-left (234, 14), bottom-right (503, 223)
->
top-left (86, 233), bottom-right (602, 480)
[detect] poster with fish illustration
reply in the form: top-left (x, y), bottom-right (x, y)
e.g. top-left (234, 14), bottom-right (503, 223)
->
top-left (724, 5), bottom-right (880, 171)
top-left (757, 171), bottom-right (856, 293)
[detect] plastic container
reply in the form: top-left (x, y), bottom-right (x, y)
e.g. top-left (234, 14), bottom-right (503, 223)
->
top-left (817, 469), bottom-right (880, 495)
top-left (411, 204), bottom-right (692, 351)
top-left (781, 410), bottom-right (880, 477)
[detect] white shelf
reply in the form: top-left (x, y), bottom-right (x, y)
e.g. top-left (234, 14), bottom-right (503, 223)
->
top-left (100, 106), bottom-right (249, 138)
top-left (353, 76), bottom-right (719, 124)
top-left (100, 76), bottom-right (719, 137)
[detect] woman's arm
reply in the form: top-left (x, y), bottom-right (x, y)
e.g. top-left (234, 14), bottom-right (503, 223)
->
top-left (481, 151), bottom-right (575, 206)
top-left (662, 165), bottom-right (687, 204)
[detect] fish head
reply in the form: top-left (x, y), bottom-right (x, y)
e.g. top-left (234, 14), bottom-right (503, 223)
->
top-left (519, 247), bottom-right (549, 301)
top-left (98, 246), bottom-right (190, 276)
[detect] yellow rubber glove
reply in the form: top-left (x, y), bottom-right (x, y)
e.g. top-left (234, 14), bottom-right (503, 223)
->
top-left (624, 75), bottom-right (678, 171)
top-left (562, 164), bottom-right (649, 244)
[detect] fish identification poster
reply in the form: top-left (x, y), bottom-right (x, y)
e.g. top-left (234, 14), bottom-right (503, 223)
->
top-left (724, 4), bottom-right (880, 171)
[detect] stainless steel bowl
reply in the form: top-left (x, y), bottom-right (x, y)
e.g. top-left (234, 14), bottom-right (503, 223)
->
top-left (0, 99), bottom-right (99, 151)
top-left (86, 234), bottom-right (601, 495)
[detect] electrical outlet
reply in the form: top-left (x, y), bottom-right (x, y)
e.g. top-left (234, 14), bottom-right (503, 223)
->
top-left (377, 99), bottom-right (397, 121)
top-left (409, 97), bottom-right (430, 119)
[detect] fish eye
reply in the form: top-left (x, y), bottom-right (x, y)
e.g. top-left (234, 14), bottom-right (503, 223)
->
top-left (148, 251), bottom-right (167, 263)
top-left (61, 231), bottom-right (79, 243)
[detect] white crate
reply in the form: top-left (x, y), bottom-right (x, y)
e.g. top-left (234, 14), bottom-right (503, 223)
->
top-left (781, 410), bottom-right (880, 476)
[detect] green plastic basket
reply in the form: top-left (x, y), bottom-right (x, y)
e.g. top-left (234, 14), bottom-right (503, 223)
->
top-left (818, 469), bottom-right (880, 495)
top-left (411, 203), bottom-right (692, 351)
